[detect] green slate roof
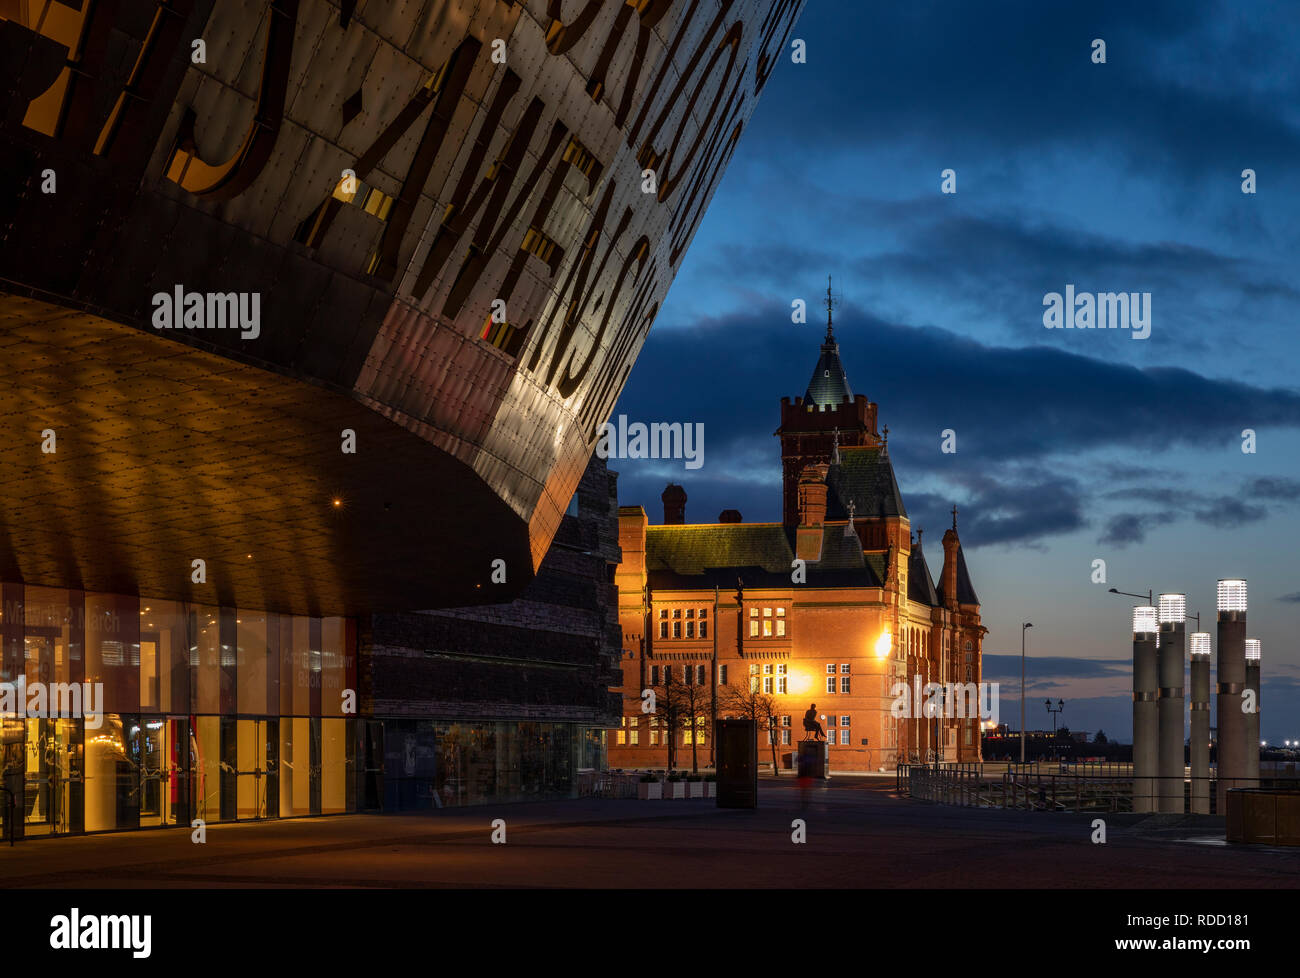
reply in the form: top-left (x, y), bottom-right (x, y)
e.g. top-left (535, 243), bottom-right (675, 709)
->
top-left (825, 446), bottom-right (907, 520)
top-left (645, 522), bottom-right (883, 590)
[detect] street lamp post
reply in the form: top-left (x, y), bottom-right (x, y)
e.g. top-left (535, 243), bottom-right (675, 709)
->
top-left (1217, 580), bottom-right (1247, 812)
top-left (1109, 587), bottom-right (1153, 605)
top-left (1045, 698), bottom-right (1064, 761)
top-left (1113, 588), bottom-right (1157, 813)
top-left (1020, 622), bottom-right (1033, 764)
top-left (1190, 632), bottom-right (1212, 814)
top-left (1157, 593), bottom-right (1187, 814)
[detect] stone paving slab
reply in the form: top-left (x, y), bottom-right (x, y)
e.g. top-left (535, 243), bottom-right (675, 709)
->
top-left (1, 778), bottom-right (1295, 888)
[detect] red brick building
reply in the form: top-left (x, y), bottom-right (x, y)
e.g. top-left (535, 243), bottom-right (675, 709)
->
top-left (609, 299), bottom-right (985, 773)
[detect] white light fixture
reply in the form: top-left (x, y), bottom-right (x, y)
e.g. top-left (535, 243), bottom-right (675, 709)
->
top-left (1189, 633), bottom-right (1211, 657)
top-left (1217, 579), bottom-right (1247, 612)
top-left (1245, 639), bottom-right (1261, 661)
top-left (1132, 606), bottom-right (1158, 634)
top-left (1158, 593), bottom-right (1185, 624)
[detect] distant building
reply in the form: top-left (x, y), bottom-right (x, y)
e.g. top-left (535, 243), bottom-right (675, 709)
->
top-left (608, 288), bottom-right (985, 772)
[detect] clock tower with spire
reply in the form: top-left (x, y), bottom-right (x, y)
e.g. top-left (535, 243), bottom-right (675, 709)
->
top-left (776, 276), bottom-right (883, 526)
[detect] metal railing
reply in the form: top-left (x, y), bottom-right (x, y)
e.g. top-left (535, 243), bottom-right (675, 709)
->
top-left (895, 763), bottom-right (1300, 814)
top-left (906, 767), bottom-right (1203, 812)
top-left (578, 771), bottom-right (663, 799)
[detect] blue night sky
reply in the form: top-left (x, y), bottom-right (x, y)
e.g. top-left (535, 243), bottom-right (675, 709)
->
top-left (611, 0), bottom-right (1300, 743)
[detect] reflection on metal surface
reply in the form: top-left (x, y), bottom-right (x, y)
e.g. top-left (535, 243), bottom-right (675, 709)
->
top-left (0, 0), bottom-right (805, 611)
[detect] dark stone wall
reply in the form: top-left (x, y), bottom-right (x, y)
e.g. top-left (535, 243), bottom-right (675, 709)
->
top-left (361, 456), bottom-right (623, 726)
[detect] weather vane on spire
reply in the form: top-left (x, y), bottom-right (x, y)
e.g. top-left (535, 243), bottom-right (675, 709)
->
top-left (951, 504), bottom-right (959, 530)
top-left (824, 274), bottom-right (837, 340)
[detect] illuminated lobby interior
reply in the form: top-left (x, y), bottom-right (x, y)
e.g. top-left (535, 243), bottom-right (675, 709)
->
top-left (2, 582), bottom-right (598, 840)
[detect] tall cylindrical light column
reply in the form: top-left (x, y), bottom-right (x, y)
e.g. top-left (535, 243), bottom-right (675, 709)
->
top-left (1245, 639), bottom-right (1261, 787)
top-left (1132, 606), bottom-right (1158, 814)
top-left (1216, 580), bottom-right (1247, 812)
top-left (1189, 633), bottom-right (1211, 814)
top-left (1157, 593), bottom-right (1186, 814)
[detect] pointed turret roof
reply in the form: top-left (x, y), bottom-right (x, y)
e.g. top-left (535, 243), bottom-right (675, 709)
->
top-left (908, 533), bottom-right (940, 607)
top-left (937, 510), bottom-right (980, 606)
top-left (804, 276), bottom-right (853, 407)
top-left (950, 545), bottom-right (980, 605)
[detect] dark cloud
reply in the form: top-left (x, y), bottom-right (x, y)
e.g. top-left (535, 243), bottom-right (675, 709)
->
top-left (1093, 480), bottom-right (1286, 546)
top-left (981, 654), bottom-right (1129, 682)
top-left (853, 212), bottom-right (1284, 351)
top-left (615, 302), bottom-right (1300, 545)
top-left (1278, 592), bottom-right (1300, 604)
top-left (1191, 497), bottom-right (1267, 528)
top-left (907, 475), bottom-right (1086, 548)
top-left (1098, 511), bottom-right (1177, 547)
top-left (1246, 477), bottom-right (1300, 500)
top-left (690, 208), bottom-right (1295, 361)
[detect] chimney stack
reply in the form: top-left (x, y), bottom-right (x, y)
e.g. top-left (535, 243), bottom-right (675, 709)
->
top-left (795, 464), bottom-right (829, 561)
top-left (662, 483), bottom-right (686, 525)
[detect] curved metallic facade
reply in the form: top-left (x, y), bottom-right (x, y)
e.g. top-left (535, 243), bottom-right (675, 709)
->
top-left (0, 0), bottom-right (804, 613)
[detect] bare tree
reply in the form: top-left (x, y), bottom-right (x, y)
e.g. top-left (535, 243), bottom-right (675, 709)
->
top-left (652, 664), bottom-right (689, 771)
top-left (676, 669), bottom-right (711, 773)
top-left (719, 678), bottom-right (782, 776)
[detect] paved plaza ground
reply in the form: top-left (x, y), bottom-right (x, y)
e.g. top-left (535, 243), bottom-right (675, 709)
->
top-left (2, 776), bottom-right (1295, 888)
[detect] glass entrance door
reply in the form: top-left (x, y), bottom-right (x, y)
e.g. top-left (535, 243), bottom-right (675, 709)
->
top-left (361, 720), bottom-right (383, 811)
top-left (23, 718), bottom-right (82, 836)
top-left (237, 718), bottom-right (277, 820)
top-left (139, 717), bottom-right (189, 828)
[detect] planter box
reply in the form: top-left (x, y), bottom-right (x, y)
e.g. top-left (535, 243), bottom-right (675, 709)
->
top-left (705, 782), bottom-right (717, 798)
top-left (687, 781), bottom-right (706, 798)
top-left (663, 782), bottom-right (688, 800)
top-left (637, 782), bottom-right (662, 800)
